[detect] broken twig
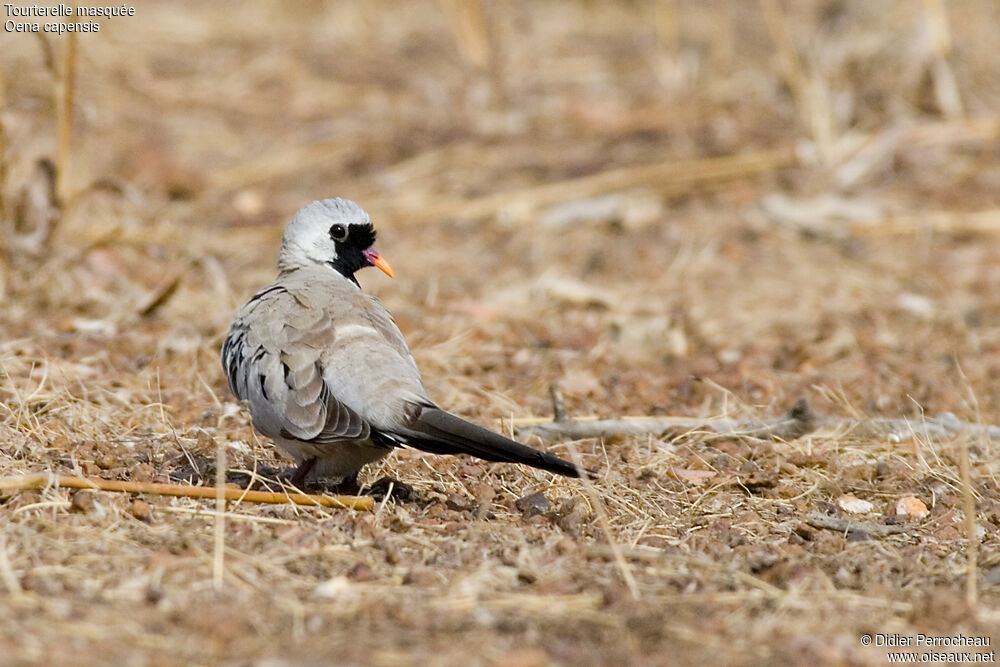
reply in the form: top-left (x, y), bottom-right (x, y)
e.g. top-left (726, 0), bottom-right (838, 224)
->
top-left (805, 513), bottom-right (906, 538)
top-left (515, 397), bottom-right (1000, 445)
top-left (516, 398), bottom-right (815, 442)
top-left (136, 270), bottom-right (182, 318)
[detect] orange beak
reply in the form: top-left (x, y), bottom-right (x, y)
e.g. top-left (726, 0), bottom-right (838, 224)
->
top-left (365, 249), bottom-right (394, 278)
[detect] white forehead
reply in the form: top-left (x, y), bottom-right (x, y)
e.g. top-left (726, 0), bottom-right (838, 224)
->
top-left (287, 198), bottom-right (370, 232)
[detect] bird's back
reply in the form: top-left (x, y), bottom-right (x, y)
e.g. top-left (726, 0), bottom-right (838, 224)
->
top-left (223, 267), bottom-right (427, 441)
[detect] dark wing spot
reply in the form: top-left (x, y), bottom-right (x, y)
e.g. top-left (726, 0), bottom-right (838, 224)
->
top-left (247, 284), bottom-right (287, 305)
top-left (221, 333), bottom-right (247, 397)
top-left (258, 373), bottom-right (269, 401)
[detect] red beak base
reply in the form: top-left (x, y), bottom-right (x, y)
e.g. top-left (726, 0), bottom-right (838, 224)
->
top-left (364, 248), bottom-right (394, 278)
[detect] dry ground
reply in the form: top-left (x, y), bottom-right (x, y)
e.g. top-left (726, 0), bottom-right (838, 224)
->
top-left (3, 1), bottom-right (1000, 665)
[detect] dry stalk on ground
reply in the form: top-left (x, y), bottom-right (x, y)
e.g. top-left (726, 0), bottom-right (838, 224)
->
top-left (0, 472), bottom-right (374, 510)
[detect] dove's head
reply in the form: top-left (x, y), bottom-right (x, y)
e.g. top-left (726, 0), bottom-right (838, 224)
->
top-left (278, 198), bottom-right (393, 282)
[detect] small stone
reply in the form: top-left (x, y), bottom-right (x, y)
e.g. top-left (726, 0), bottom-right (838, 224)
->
top-left (515, 492), bottom-right (549, 519)
top-left (556, 507), bottom-right (586, 536)
top-left (312, 576), bottom-right (355, 602)
top-left (95, 454), bottom-right (116, 470)
top-left (933, 525), bottom-right (962, 542)
top-left (128, 499), bottom-right (152, 522)
top-left (70, 490), bottom-right (105, 516)
top-left (517, 569), bottom-right (538, 584)
top-left (792, 522), bottom-right (816, 542)
top-left (895, 496), bottom-right (929, 519)
top-left (144, 587), bottom-right (164, 605)
top-left (672, 468), bottom-right (717, 485)
top-left (348, 562), bottom-right (373, 582)
top-left (937, 510), bottom-right (959, 525)
top-left (896, 292), bottom-right (935, 319)
top-left (445, 494), bottom-right (473, 512)
top-left (490, 648), bottom-right (550, 667)
top-left (70, 491), bottom-right (93, 513)
top-left (837, 494), bottom-right (875, 515)
top-left (473, 482), bottom-right (496, 503)
top-left (555, 536), bottom-right (577, 554)
top-left (402, 567), bottom-right (438, 587)
top-left (373, 536), bottom-right (401, 565)
top-left (232, 189), bottom-right (265, 218)
top-left (472, 483), bottom-right (496, 518)
top-left (131, 463), bottom-right (157, 482)
top-left (817, 500), bottom-right (840, 516)
top-left (389, 507), bottom-right (411, 532)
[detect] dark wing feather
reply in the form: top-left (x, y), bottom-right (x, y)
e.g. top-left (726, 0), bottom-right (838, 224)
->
top-left (222, 287), bottom-right (374, 446)
top-left (392, 405), bottom-right (579, 477)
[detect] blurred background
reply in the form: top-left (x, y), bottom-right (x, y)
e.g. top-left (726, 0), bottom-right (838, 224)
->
top-left (3, 1), bottom-right (1000, 423)
top-left (2, 1), bottom-right (1000, 663)
top-left (3, 1), bottom-right (1000, 420)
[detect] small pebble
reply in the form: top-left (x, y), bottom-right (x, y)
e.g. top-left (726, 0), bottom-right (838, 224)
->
top-left (312, 576), bottom-right (355, 601)
top-left (514, 491), bottom-right (549, 519)
top-left (837, 494), bottom-right (875, 515)
top-left (896, 496), bottom-right (929, 519)
top-left (348, 562), bottom-right (373, 582)
top-left (472, 483), bottom-right (496, 505)
top-left (70, 490), bottom-right (105, 517)
top-left (445, 493), bottom-right (473, 512)
top-left (129, 499), bottom-right (153, 522)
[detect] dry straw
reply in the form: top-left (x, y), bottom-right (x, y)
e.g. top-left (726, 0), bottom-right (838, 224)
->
top-left (55, 29), bottom-right (77, 204)
top-left (0, 472), bottom-right (374, 510)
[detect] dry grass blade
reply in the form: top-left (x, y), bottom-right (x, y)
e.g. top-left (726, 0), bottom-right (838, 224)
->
top-left (922, 0), bottom-right (963, 118)
top-left (209, 140), bottom-right (353, 190)
top-left (958, 437), bottom-right (977, 608)
top-left (440, 0), bottom-right (491, 70)
top-left (136, 270), bottom-right (182, 318)
top-left (55, 29), bottom-right (77, 205)
top-left (0, 473), bottom-right (374, 510)
top-left (377, 147), bottom-right (797, 223)
top-left (0, 61), bottom-right (8, 225)
top-left (848, 208), bottom-right (1000, 238)
top-left (0, 534), bottom-right (22, 595)
top-left (759, 0), bottom-right (833, 161)
top-left (153, 505), bottom-right (295, 525)
top-left (213, 438), bottom-right (226, 592)
top-left (565, 443), bottom-right (640, 601)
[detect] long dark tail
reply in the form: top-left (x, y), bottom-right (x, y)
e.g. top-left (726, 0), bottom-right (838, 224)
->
top-left (395, 406), bottom-right (579, 477)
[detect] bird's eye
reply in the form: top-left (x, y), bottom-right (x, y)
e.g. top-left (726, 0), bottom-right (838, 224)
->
top-left (329, 224), bottom-right (348, 241)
